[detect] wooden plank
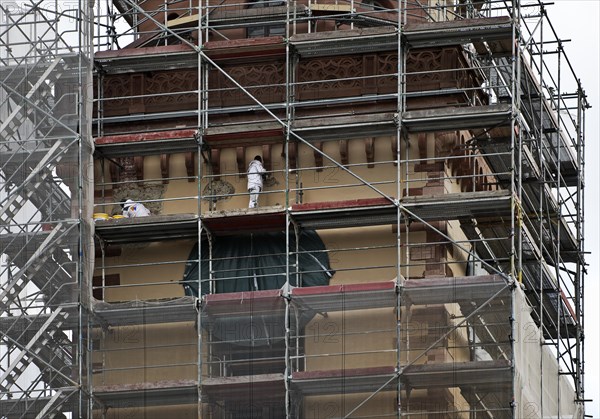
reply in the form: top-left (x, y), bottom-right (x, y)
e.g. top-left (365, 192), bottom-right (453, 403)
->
top-left (292, 197), bottom-right (393, 212)
top-left (166, 14), bottom-right (199, 29)
top-left (95, 129), bottom-right (197, 145)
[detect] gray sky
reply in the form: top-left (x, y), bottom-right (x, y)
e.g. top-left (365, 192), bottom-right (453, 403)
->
top-left (547, 1), bottom-right (600, 417)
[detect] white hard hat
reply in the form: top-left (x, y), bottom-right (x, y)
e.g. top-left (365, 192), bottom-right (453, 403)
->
top-left (123, 199), bottom-right (134, 208)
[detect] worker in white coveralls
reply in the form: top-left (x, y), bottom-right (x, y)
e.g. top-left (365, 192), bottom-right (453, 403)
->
top-left (122, 199), bottom-right (151, 217)
top-left (247, 155), bottom-right (266, 208)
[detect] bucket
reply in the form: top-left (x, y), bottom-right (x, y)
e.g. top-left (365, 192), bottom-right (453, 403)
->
top-left (93, 213), bottom-right (110, 222)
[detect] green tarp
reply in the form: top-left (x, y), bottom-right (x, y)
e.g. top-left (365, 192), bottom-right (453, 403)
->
top-left (181, 230), bottom-right (333, 297)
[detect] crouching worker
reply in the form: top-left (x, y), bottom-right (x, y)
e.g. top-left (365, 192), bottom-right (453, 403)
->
top-left (247, 155), bottom-right (266, 208)
top-left (122, 199), bottom-right (151, 217)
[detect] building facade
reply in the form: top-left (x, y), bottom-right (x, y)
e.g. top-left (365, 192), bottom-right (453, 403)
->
top-left (0, 0), bottom-right (588, 417)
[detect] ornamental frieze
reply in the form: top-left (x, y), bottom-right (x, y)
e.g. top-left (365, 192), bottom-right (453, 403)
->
top-left (95, 46), bottom-right (482, 118)
top-left (145, 71), bottom-right (197, 106)
top-left (297, 56), bottom-right (363, 99)
top-left (210, 62), bottom-right (286, 107)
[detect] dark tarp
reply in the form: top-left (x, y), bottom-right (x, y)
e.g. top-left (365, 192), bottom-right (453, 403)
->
top-left (180, 231), bottom-right (333, 348)
top-left (180, 230), bottom-right (333, 297)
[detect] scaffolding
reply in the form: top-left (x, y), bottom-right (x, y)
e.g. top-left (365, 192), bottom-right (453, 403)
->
top-left (1, 0), bottom-right (589, 417)
top-left (0, 0), bottom-right (95, 417)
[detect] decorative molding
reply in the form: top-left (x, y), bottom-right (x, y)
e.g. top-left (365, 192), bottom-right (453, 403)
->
top-left (262, 144), bottom-right (272, 172)
top-left (97, 46), bottom-right (483, 120)
top-left (339, 140), bottom-right (348, 165)
top-left (185, 152), bottom-right (195, 181)
top-left (298, 56), bottom-right (363, 100)
top-left (434, 131), bottom-right (493, 192)
top-left (365, 138), bottom-right (374, 168)
top-left (210, 62), bottom-right (285, 107)
top-left (160, 154), bottom-right (170, 184)
top-left (109, 160), bottom-right (120, 184)
top-left (130, 74), bottom-right (145, 114)
top-left (236, 147), bottom-right (246, 178)
top-left (210, 148), bottom-right (221, 180)
top-left (145, 71), bottom-right (197, 106)
top-left (434, 131), bottom-right (459, 158)
top-left (363, 54), bottom-right (377, 95)
top-left (110, 156), bottom-right (165, 215)
top-left (134, 156), bottom-right (144, 186)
